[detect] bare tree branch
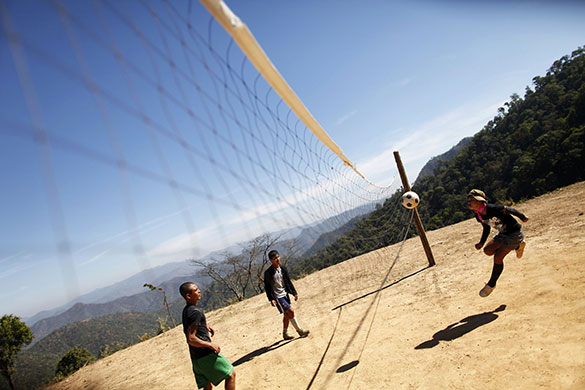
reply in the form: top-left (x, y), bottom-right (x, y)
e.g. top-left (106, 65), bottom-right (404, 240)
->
top-left (143, 283), bottom-right (176, 328)
top-left (190, 233), bottom-right (286, 301)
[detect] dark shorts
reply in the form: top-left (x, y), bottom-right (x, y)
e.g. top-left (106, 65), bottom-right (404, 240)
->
top-left (275, 295), bottom-right (291, 314)
top-left (493, 229), bottom-right (524, 250)
top-left (191, 353), bottom-right (234, 389)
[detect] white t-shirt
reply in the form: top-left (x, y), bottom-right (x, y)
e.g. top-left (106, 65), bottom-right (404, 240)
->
top-left (273, 267), bottom-right (287, 298)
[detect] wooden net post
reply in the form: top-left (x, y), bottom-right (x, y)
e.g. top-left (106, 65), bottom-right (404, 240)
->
top-left (393, 151), bottom-right (436, 267)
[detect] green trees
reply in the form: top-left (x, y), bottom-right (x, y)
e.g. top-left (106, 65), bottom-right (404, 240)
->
top-left (412, 46), bottom-right (585, 232)
top-left (3, 45), bottom-right (583, 390)
top-left (289, 46), bottom-right (585, 276)
top-left (54, 347), bottom-right (96, 378)
top-left (0, 315), bottom-right (33, 390)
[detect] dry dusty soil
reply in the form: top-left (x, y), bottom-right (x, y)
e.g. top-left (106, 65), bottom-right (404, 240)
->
top-left (47, 182), bottom-right (585, 390)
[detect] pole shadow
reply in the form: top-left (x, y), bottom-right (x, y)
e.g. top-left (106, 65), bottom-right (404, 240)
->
top-left (232, 339), bottom-right (294, 367)
top-left (415, 304), bottom-right (506, 349)
top-left (331, 266), bottom-right (431, 311)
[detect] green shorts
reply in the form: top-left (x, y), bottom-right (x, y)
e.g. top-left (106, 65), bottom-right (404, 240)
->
top-left (191, 353), bottom-right (234, 389)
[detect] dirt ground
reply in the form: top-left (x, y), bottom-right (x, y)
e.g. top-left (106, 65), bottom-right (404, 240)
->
top-left (47, 182), bottom-right (585, 390)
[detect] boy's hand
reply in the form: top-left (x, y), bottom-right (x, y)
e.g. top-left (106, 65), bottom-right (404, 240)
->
top-left (522, 217), bottom-right (529, 222)
top-left (294, 294), bottom-right (299, 301)
top-left (270, 300), bottom-right (276, 307)
top-left (207, 326), bottom-right (215, 337)
top-left (209, 342), bottom-right (221, 354)
top-left (475, 242), bottom-right (483, 250)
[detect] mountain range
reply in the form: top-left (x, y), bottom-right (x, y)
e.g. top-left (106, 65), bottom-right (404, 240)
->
top-left (6, 44), bottom-right (585, 390)
top-left (23, 260), bottom-right (195, 326)
top-left (25, 201), bottom-right (381, 343)
top-left (415, 136), bottom-right (473, 183)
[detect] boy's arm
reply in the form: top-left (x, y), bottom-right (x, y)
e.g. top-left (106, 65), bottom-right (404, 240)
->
top-left (476, 223), bottom-right (490, 249)
top-left (505, 206), bottom-right (529, 222)
top-left (187, 324), bottom-right (220, 353)
top-left (264, 269), bottom-right (274, 302)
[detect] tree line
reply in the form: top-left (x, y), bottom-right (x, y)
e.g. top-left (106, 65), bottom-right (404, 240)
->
top-left (291, 46), bottom-right (585, 273)
top-left (184, 46), bottom-right (585, 311)
top-left (2, 45), bottom-right (584, 390)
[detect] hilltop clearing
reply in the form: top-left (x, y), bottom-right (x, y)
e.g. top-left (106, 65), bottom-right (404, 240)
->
top-left (47, 182), bottom-right (585, 390)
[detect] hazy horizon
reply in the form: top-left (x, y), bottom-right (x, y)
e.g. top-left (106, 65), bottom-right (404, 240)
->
top-left (2, 0), bottom-right (584, 318)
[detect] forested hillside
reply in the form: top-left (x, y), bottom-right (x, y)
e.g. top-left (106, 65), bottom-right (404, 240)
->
top-left (7, 313), bottom-right (158, 390)
top-left (4, 45), bottom-right (583, 390)
top-left (289, 46), bottom-right (585, 276)
top-left (29, 274), bottom-right (202, 343)
top-left (418, 46), bottom-right (585, 229)
top-left (414, 137), bottom-right (473, 183)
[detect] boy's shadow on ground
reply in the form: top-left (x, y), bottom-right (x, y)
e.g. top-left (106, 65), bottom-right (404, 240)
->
top-left (415, 304), bottom-right (506, 349)
top-left (232, 339), bottom-right (294, 367)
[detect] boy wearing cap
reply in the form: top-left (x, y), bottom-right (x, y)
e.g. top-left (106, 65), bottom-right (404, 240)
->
top-left (466, 189), bottom-right (529, 297)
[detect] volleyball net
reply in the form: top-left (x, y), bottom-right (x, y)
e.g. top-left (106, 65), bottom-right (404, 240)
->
top-left (0, 0), bottom-right (429, 322)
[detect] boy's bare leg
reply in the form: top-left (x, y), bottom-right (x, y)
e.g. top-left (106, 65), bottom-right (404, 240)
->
top-left (225, 370), bottom-right (236, 390)
top-left (283, 311), bottom-right (290, 328)
top-left (493, 247), bottom-right (512, 264)
top-left (479, 241), bottom-right (512, 297)
top-left (204, 382), bottom-right (213, 390)
top-left (483, 240), bottom-right (500, 257)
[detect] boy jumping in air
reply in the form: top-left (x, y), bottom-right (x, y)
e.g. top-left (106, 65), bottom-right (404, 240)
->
top-left (264, 250), bottom-right (310, 340)
top-left (467, 189), bottom-right (529, 297)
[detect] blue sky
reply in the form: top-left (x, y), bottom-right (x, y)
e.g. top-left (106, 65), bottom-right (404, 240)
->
top-left (1, 0), bottom-right (584, 319)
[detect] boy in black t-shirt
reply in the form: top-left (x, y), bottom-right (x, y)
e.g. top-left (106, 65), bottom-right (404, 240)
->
top-left (180, 282), bottom-right (236, 390)
top-left (467, 189), bottom-right (529, 297)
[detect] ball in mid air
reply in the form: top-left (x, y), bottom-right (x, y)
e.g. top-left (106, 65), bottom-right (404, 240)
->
top-left (402, 191), bottom-right (420, 209)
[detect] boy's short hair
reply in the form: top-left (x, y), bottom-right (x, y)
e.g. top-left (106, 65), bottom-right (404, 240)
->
top-left (268, 250), bottom-right (279, 260)
top-left (179, 282), bottom-right (195, 299)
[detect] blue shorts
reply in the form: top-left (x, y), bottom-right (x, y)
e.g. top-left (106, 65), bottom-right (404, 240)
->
top-left (275, 295), bottom-right (291, 314)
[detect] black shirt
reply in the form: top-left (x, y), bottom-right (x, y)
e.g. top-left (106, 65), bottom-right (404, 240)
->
top-left (182, 304), bottom-right (212, 360)
top-left (475, 203), bottom-right (526, 244)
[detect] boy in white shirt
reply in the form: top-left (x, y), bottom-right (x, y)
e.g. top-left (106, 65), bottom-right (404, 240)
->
top-left (263, 250), bottom-right (310, 340)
